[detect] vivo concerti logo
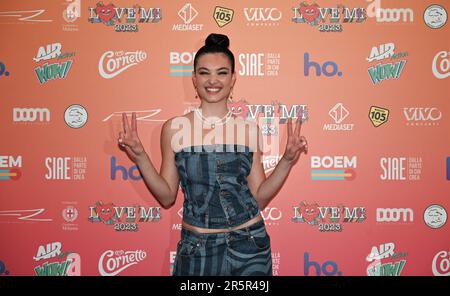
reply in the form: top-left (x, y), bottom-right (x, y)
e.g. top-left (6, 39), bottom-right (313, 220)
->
top-left (98, 250), bottom-right (146, 276)
top-left (98, 50), bottom-right (147, 79)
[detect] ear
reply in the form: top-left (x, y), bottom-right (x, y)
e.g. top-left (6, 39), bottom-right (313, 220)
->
top-left (231, 71), bottom-right (236, 87)
top-left (192, 71), bottom-right (197, 88)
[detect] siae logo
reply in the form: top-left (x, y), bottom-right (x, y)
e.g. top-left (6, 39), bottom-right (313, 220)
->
top-left (304, 252), bottom-right (342, 276)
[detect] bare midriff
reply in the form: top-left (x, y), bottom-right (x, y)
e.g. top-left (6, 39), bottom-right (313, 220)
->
top-left (182, 213), bottom-right (263, 234)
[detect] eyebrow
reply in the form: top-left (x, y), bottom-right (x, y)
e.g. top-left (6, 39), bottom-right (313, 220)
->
top-left (197, 67), bottom-right (230, 71)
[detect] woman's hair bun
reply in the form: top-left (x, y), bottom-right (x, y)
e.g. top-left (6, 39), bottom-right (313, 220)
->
top-left (205, 33), bottom-right (230, 49)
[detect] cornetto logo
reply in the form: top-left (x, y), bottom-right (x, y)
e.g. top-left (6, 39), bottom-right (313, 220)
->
top-left (13, 108), bottom-right (50, 122)
top-left (432, 250), bottom-right (450, 276)
top-left (98, 250), bottom-right (146, 276)
top-left (99, 50), bottom-right (147, 79)
top-left (432, 51), bottom-right (449, 79)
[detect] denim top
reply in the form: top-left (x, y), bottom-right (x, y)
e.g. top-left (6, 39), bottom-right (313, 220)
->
top-left (175, 143), bottom-right (261, 229)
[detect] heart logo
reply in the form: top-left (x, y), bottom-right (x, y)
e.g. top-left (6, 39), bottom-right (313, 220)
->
top-left (95, 202), bottom-right (116, 223)
top-left (299, 202), bottom-right (319, 223)
top-left (96, 3), bottom-right (116, 24)
top-left (300, 4), bottom-right (320, 24)
top-left (227, 100), bottom-right (250, 119)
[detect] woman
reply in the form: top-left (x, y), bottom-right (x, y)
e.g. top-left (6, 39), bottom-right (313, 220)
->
top-left (118, 33), bottom-right (308, 276)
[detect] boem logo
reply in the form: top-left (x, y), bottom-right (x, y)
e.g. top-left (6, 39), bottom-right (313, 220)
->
top-left (304, 53), bottom-right (342, 77)
top-left (169, 52), bottom-right (195, 76)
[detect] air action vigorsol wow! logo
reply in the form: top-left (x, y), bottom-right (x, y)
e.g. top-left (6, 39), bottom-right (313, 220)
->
top-left (34, 43), bottom-right (75, 85)
top-left (367, 43), bottom-right (408, 85)
top-left (88, 2), bottom-right (161, 32)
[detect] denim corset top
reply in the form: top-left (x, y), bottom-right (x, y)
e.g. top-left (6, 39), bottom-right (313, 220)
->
top-left (175, 143), bottom-right (261, 229)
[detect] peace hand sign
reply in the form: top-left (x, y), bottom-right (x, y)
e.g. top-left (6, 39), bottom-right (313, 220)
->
top-left (283, 111), bottom-right (308, 164)
top-left (118, 112), bottom-right (146, 163)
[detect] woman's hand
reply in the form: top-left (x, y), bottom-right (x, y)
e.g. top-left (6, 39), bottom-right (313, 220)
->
top-left (283, 111), bottom-right (308, 164)
top-left (118, 112), bottom-right (146, 164)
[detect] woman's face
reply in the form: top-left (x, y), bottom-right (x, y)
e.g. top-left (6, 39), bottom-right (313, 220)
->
top-left (192, 53), bottom-right (236, 103)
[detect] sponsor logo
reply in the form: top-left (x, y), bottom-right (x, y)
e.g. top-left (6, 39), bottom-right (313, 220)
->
top-left (261, 207), bottom-right (282, 226)
top-left (380, 157), bottom-right (422, 181)
top-left (13, 108), bottom-right (50, 123)
top-left (0, 61), bottom-right (10, 77)
top-left (366, 242), bottom-right (407, 276)
top-left (369, 106), bottom-right (389, 127)
top-left (103, 109), bottom-right (165, 123)
top-left (238, 53), bottom-right (281, 77)
top-left (366, 0), bottom-right (413, 23)
top-left (304, 52), bottom-right (342, 77)
top-left (110, 156), bottom-right (142, 180)
top-left (292, 201), bottom-right (366, 232)
top-left (89, 201), bottom-right (161, 232)
top-left (304, 252), bottom-right (342, 276)
top-left (62, 201), bottom-right (79, 231)
top-left (34, 242), bottom-right (81, 276)
top-left (367, 42), bottom-right (407, 85)
top-left (423, 205), bottom-right (447, 229)
top-left (0, 9), bottom-right (52, 23)
top-left (173, 3), bottom-right (203, 31)
top-left (0, 260), bottom-right (10, 276)
top-left (432, 51), bottom-right (450, 79)
top-left (64, 104), bottom-right (88, 128)
top-left (170, 52), bottom-right (195, 76)
top-left (292, 2), bottom-right (366, 32)
top-left (432, 250), bottom-right (450, 276)
top-left (403, 107), bottom-right (442, 126)
top-left (45, 156), bottom-right (87, 180)
top-left (0, 156), bottom-right (22, 181)
top-left (88, 2), bottom-right (161, 32)
top-left (213, 6), bottom-right (234, 27)
top-left (98, 250), bottom-right (146, 276)
top-left (424, 5), bottom-right (447, 29)
top-left (34, 43), bottom-right (74, 84)
top-left (324, 103), bottom-right (354, 131)
top-left (98, 50), bottom-right (147, 79)
top-left (376, 208), bottom-right (413, 223)
top-left (244, 8), bottom-right (282, 26)
top-left (62, 0), bottom-right (80, 31)
top-left (311, 156), bottom-right (357, 181)
top-left (0, 209), bottom-right (52, 222)
top-left (447, 157), bottom-right (450, 181)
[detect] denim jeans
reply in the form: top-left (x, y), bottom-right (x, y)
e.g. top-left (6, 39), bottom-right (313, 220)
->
top-left (173, 219), bottom-right (273, 276)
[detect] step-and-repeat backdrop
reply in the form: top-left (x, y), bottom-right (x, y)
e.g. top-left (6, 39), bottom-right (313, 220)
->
top-left (0, 0), bottom-right (449, 276)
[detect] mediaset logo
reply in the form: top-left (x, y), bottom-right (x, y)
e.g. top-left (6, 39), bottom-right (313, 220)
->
top-left (380, 157), bottom-right (422, 181)
top-left (366, 242), bottom-right (407, 276)
top-left (292, 201), bottom-right (366, 232)
top-left (292, 2), bottom-right (366, 32)
top-left (311, 155), bottom-right (357, 181)
top-left (173, 3), bottom-right (203, 31)
top-left (324, 103), bottom-right (354, 131)
top-left (170, 52), bottom-right (195, 76)
top-left (403, 107), bottom-right (442, 126)
top-left (0, 61), bottom-right (10, 77)
top-left (0, 9), bottom-right (52, 23)
top-left (98, 50), bottom-right (147, 79)
top-left (238, 53), bottom-right (280, 77)
top-left (88, 2), bottom-right (161, 32)
top-left (98, 249), bottom-right (146, 276)
top-left (33, 42), bottom-right (74, 84)
top-left (424, 4), bottom-right (447, 29)
top-left (367, 42), bottom-right (407, 85)
top-left (0, 155), bottom-right (22, 181)
top-left (44, 156), bottom-right (87, 180)
top-left (432, 50), bottom-right (449, 80)
top-left (13, 107), bottom-right (50, 123)
top-left (376, 208), bottom-right (413, 223)
top-left (89, 201), bottom-right (161, 232)
top-left (366, 0), bottom-right (413, 23)
top-left (244, 7), bottom-right (282, 26)
top-left (34, 242), bottom-right (81, 276)
top-left (64, 104), bottom-right (88, 128)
